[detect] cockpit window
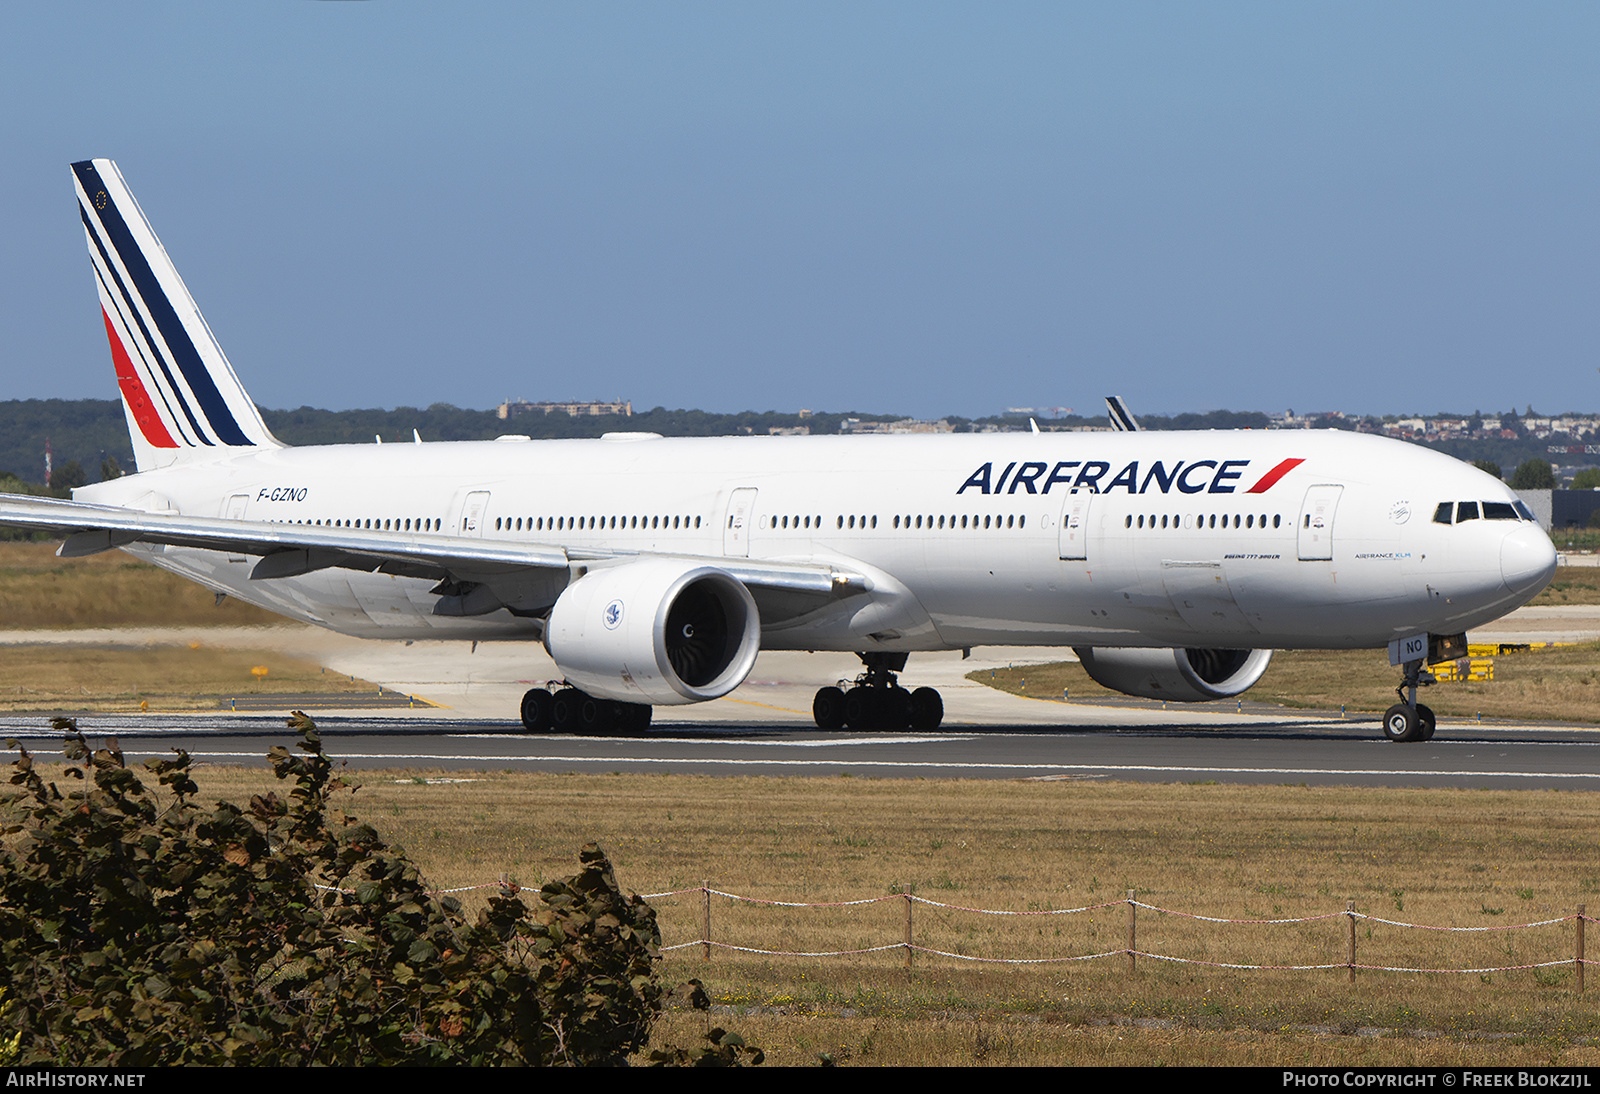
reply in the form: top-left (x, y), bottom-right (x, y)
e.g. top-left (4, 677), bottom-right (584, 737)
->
top-left (1435, 499), bottom-right (1536, 525)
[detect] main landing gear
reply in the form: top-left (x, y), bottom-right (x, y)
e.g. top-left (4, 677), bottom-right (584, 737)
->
top-left (1382, 659), bottom-right (1436, 744)
top-left (518, 686), bottom-right (652, 735)
top-left (811, 652), bottom-right (944, 731)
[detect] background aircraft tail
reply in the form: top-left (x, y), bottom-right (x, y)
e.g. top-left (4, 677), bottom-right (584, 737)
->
top-left (71, 159), bottom-right (280, 472)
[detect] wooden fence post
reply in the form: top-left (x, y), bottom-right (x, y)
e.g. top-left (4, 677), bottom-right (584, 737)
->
top-left (1347, 900), bottom-right (1356, 984)
top-left (904, 887), bottom-right (914, 968)
top-left (702, 881), bottom-right (711, 962)
top-left (1577, 904), bottom-right (1586, 996)
top-left (1127, 890), bottom-right (1137, 974)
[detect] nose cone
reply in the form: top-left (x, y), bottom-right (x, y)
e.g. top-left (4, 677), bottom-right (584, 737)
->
top-left (1501, 524), bottom-right (1558, 597)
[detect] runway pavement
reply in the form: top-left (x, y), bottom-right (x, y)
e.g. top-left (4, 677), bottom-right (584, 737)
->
top-left (3, 709), bottom-right (1598, 789)
top-left (2, 601), bottom-right (1597, 788)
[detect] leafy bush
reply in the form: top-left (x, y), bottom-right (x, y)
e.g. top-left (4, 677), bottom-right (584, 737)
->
top-left (0, 718), bottom-right (744, 1066)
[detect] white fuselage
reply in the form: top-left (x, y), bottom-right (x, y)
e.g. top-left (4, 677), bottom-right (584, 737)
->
top-left (75, 428), bottom-right (1556, 654)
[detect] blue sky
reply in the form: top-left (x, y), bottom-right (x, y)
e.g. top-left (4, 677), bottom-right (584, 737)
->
top-left (2, 3), bottom-right (1597, 419)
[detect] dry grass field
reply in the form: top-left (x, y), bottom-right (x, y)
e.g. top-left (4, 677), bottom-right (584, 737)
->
top-left (0, 643), bottom-right (387, 712)
top-left (0, 541), bottom-right (280, 628)
top-left (0, 542), bottom-right (385, 711)
top-left (1537, 564), bottom-right (1600, 605)
top-left (18, 754), bottom-right (1594, 1067)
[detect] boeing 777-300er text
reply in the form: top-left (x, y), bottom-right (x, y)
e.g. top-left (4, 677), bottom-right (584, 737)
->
top-left (0, 160), bottom-right (1560, 742)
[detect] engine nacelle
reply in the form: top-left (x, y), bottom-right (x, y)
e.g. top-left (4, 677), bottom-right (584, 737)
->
top-left (545, 559), bottom-right (761, 705)
top-left (1072, 647), bottom-right (1273, 703)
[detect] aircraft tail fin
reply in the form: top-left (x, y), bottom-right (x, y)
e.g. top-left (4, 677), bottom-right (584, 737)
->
top-left (71, 159), bottom-right (280, 472)
top-left (1105, 395), bottom-right (1141, 432)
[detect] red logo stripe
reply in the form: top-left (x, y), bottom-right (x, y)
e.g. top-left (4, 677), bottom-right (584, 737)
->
top-left (1245, 457), bottom-right (1303, 494)
top-left (103, 307), bottom-right (178, 448)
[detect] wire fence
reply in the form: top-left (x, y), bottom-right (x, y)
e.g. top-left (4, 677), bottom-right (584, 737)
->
top-left (331, 877), bottom-right (1593, 991)
top-left (642, 885), bottom-right (1592, 990)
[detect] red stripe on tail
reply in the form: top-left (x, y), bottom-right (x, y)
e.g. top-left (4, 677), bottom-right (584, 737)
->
top-left (103, 307), bottom-right (178, 448)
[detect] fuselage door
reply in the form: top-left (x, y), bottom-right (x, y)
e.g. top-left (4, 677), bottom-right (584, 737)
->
top-left (1058, 490), bottom-right (1093, 560)
top-left (223, 493), bottom-right (250, 562)
top-left (458, 490), bottom-right (491, 537)
top-left (1297, 485), bottom-right (1343, 561)
top-left (723, 487), bottom-right (758, 557)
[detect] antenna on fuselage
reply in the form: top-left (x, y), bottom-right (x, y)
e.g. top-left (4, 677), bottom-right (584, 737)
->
top-left (1105, 395), bottom-right (1140, 432)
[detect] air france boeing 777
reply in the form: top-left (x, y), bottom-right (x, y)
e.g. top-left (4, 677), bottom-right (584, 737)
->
top-left (0, 160), bottom-right (1560, 742)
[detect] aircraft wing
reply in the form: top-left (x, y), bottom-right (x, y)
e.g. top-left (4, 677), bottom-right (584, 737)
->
top-left (0, 492), bottom-right (872, 620)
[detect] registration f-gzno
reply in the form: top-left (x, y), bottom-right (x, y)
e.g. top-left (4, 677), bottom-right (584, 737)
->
top-left (0, 160), bottom-right (1559, 742)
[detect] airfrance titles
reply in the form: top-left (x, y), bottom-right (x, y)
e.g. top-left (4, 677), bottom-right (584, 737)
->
top-left (956, 457), bottom-right (1303, 497)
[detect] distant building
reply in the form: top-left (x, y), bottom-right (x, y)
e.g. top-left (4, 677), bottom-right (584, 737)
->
top-left (1512, 488), bottom-right (1600, 530)
top-left (1553, 490), bottom-right (1600, 530)
top-left (767, 426), bottom-right (811, 436)
top-left (497, 399), bottom-right (632, 420)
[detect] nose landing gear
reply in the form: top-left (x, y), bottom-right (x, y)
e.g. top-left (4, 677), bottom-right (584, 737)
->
top-left (1382, 659), bottom-right (1436, 743)
top-left (812, 652), bottom-right (944, 731)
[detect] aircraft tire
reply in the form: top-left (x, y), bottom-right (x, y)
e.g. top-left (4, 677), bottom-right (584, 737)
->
top-left (552, 687), bottom-right (584, 733)
top-left (910, 687), bottom-right (944, 731)
top-left (1416, 704), bottom-right (1436, 741)
top-left (617, 702), bottom-right (653, 734)
top-left (843, 686), bottom-right (875, 730)
top-left (886, 686), bottom-right (913, 729)
top-left (813, 686), bottom-right (846, 730)
top-left (1382, 703), bottom-right (1422, 743)
top-left (579, 695), bottom-right (617, 735)
top-left (519, 688), bottom-right (553, 732)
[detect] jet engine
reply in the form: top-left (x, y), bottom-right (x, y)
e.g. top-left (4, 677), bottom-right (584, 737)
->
top-left (545, 559), bottom-right (761, 706)
top-left (1072, 647), bottom-right (1273, 703)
